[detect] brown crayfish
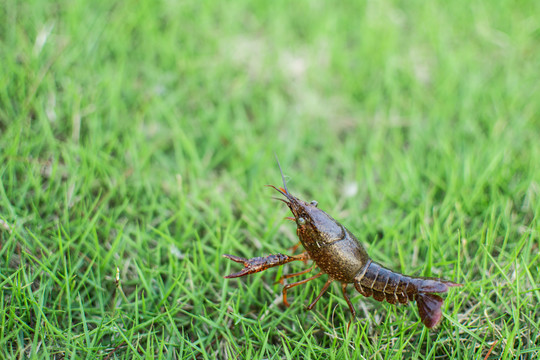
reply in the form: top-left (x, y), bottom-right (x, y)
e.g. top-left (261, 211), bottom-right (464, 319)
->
top-left (224, 162), bottom-right (461, 328)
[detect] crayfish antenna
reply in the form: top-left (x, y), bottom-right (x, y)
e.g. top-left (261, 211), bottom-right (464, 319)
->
top-left (274, 154), bottom-right (291, 196)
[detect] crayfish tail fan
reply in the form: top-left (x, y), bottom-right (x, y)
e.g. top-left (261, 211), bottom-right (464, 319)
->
top-left (416, 293), bottom-right (444, 328)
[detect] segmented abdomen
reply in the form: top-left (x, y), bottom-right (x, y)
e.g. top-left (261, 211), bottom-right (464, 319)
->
top-left (353, 261), bottom-right (451, 305)
top-left (354, 262), bottom-right (406, 304)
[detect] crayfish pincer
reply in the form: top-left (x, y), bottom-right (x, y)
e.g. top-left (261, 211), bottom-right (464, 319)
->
top-left (223, 163), bottom-right (461, 328)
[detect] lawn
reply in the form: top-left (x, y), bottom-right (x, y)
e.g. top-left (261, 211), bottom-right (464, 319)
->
top-left (1, 0), bottom-right (539, 358)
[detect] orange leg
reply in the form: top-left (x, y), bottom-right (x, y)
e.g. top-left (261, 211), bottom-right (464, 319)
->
top-left (276, 264), bottom-right (316, 285)
top-left (306, 277), bottom-right (334, 310)
top-left (282, 271), bottom-right (323, 307)
top-left (341, 283), bottom-right (356, 331)
top-left (289, 241), bottom-right (302, 254)
top-left (288, 243), bottom-right (309, 265)
top-left (341, 283), bottom-right (356, 317)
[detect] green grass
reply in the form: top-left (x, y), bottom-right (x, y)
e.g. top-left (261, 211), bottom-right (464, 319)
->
top-left (1, 0), bottom-right (539, 358)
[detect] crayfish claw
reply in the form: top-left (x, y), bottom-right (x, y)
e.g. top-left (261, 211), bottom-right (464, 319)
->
top-left (223, 254), bottom-right (265, 278)
top-left (224, 268), bottom-right (253, 279)
top-left (223, 253), bottom-right (310, 280)
top-left (222, 254), bottom-right (249, 264)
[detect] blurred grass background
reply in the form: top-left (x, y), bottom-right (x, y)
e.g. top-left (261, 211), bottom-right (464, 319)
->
top-left (1, 0), bottom-right (539, 358)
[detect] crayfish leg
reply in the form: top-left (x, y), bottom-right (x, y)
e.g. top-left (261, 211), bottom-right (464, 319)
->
top-left (306, 278), bottom-right (334, 310)
top-left (341, 283), bottom-right (356, 331)
top-left (275, 264), bottom-right (316, 285)
top-left (341, 283), bottom-right (356, 317)
top-left (282, 271), bottom-right (323, 307)
top-left (288, 241), bottom-right (302, 253)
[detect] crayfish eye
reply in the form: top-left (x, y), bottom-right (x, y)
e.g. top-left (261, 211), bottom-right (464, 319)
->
top-left (297, 217), bottom-right (307, 226)
top-left (310, 200), bottom-right (318, 207)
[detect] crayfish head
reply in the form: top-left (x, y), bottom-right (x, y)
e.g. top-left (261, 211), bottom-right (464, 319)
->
top-left (289, 197), bottom-right (345, 245)
top-left (266, 157), bottom-right (345, 246)
top-left (266, 184), bottom-right (345, 246)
